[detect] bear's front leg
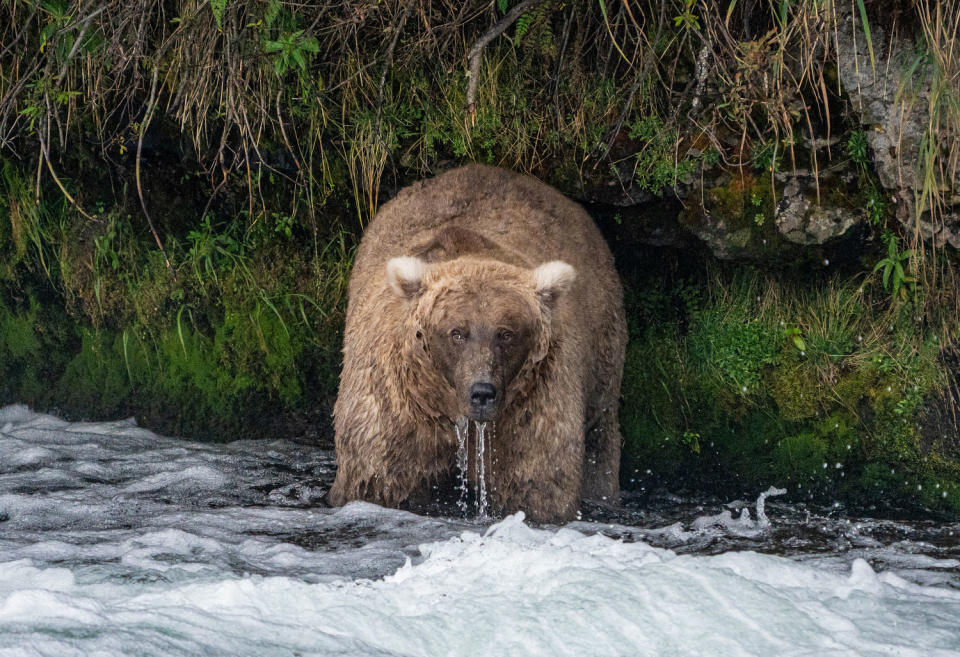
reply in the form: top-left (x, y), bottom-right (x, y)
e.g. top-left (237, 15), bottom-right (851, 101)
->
top-left (330, 420), bottom-right (444, 508)
top-left (491, 414), bottom-right (585, 523)
top-left (581, 405), bottom-right (621, 504)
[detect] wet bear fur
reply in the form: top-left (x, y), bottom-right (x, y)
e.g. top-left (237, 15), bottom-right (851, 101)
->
top-left (329, 164), bottom-right (626, 523)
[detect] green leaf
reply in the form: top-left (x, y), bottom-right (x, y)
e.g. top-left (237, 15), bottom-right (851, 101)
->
top-left (791, 335), bottom-right (807, 352)
top-left (300, 36), bottom-right (319, 54)
top-left (292, 49), bottom-right (305, 71)
top-left (777, 0), bottom-right (789, 29)
top-left (854, 0), bottom-right (876, 71)
top-left (497, 0), bottom-right (509, 13)
top-left (264, 0), bottom-right (281, 27)
top-left (724, 0), bottom-right (739, 27)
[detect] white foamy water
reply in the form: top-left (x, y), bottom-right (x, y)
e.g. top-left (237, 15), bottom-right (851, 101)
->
top-left (1, 404), bottom-right (959, 656)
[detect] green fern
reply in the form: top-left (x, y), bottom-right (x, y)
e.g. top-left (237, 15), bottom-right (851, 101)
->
top-left (211, 0), bottom-right (228, 28)
top-left (516, 12), bottom-right (534, 39)
top-left (515, 2), bottom-right (554, 56)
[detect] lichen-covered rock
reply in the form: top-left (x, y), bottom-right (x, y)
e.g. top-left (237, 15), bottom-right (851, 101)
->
top-left (835, 9), bottom-right (960, 248)
top-left (775, 176), bottom-right (860, 246)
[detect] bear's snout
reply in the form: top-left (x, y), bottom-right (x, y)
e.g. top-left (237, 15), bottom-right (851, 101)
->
top-left (469, 381), bottom-right (499, 419)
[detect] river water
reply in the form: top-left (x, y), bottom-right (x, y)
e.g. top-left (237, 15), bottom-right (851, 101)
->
top-left (1, 404), bottom-right (958, 656)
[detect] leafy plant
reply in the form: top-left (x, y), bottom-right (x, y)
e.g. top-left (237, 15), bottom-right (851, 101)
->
top-left (873, 233), bottom-right (915, 300)
top-left (628, 115), bottom-right (696, 195)
top-left (865, 185), bottom-right (886, 226)
top-left (784, 326), bottom-right (806, 352)
top-left (185, 215), bottom-right (241, 290)
top-left (93, 221), bottom-right (120, 273)
top-left (673, 0), bottom-right (700, 30)
top-left (847, 129), bottom-right (869, 166)
top-left (751, 192), bottom-right (765, 226)
top-left (681, 430), bottom-right (701, 454)
top-left (211, 0), bottom-right (228, 28)
top-left (263, 29), bottom-right (319, 77)
top-left (750, 140), bottom-right (779, 173)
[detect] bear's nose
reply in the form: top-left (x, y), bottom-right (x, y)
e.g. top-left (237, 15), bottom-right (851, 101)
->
top-left (469, 382), bottom-right (497, 408)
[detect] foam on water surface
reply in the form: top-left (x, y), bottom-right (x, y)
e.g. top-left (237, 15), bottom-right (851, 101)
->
top-left (1, 405), bottom-right (959, 657)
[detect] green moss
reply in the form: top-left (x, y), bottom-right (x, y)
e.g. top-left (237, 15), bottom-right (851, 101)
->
top-left (773, 431), bottom-right (830, 488)
top-left (56, 328), bottom-right (132, 418)
top-left (768, 360), bottom-right (822, 421)
top-left (0, 293), bottom-right (75, 408)
top-left (618, 264), bottom-right (960, 513)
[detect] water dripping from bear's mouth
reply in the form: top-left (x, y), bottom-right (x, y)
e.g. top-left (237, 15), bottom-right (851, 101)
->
top-left (455, 421), bottom-right (469, 515)
top-left (455, 420), bottom-right (490, 518)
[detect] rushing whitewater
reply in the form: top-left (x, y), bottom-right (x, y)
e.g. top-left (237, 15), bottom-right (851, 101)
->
top-left (1, 404), bottom-right (959, 657)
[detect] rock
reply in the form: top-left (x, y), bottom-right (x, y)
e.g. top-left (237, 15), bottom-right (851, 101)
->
top-left (775, 176), bottom-right (859, 246)
top-left (835, 8), bottom-right (960, 246)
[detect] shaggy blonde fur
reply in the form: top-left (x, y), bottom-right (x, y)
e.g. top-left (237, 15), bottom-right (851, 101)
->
top-left (329, 164), bottom-right (626, 522)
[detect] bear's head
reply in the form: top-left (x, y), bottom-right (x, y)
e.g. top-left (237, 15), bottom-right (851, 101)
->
top-left (386, 256), bottom-right (576, 423)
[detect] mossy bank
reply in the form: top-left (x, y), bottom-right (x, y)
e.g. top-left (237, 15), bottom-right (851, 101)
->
top-left (0, 0), bottom-right (958, 514)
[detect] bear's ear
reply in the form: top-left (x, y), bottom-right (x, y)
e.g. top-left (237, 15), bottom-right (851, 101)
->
top-left (386, 256), bottom-right (427, 300)
top-left (533, 261), bottom-right (576, 309)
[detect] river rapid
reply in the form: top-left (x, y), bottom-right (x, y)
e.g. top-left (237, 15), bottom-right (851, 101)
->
top-left (1, 404), bottom-right (958, 656)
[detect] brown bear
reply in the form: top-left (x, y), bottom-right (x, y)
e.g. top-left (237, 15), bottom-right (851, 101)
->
top-left (328, 164), bottom-right (626, 523)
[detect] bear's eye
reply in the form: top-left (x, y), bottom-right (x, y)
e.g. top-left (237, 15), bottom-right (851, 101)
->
top-left (449, 328), bottom-right (466, 341)
top-left (497, 329), bottom-right (515, 344)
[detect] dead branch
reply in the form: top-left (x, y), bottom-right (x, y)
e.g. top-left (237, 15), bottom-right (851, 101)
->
top-left (375, 0), bottom-right (414, 140)
top-left (687, 42), bottom-right (711, 119)
top-left (0, 3), bottom-right (37, 60)
top-left (38, 115), bottom-right (95, 222)
top-left (56, 7), bottom-right (106, 84)
top-left (136, 67), bottom-right (177, 281)
top-left (465, 0), bottom-right (547, 116)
